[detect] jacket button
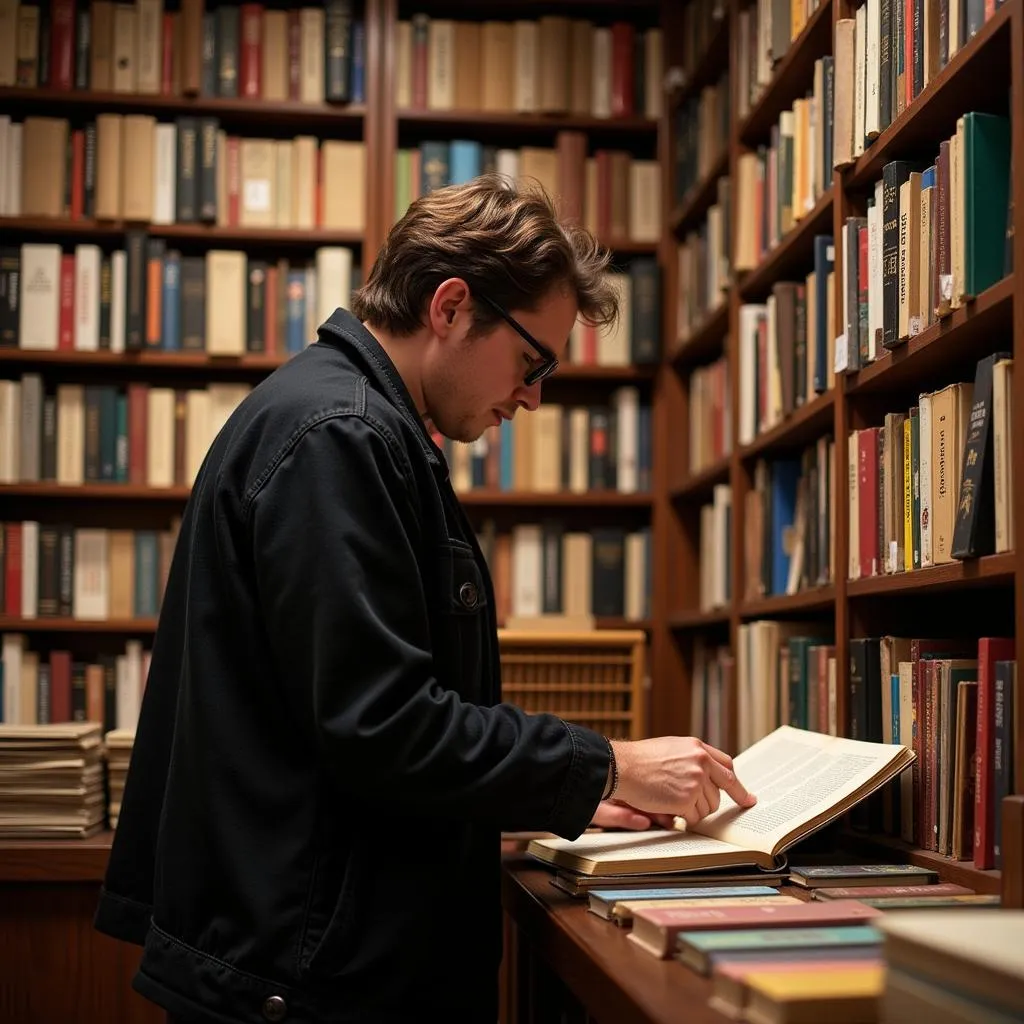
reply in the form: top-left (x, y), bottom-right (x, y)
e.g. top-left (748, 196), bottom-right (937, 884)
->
top-left (459, 581), bottom-right (478, 609)
top-left (262, 995), bottom-right (287, 1022)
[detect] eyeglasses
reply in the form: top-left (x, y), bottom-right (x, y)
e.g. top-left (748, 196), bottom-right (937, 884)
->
top-left (476, 294), bottom-right (560, 386)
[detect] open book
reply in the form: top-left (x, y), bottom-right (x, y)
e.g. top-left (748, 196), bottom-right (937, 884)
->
top-left (528, 726), bottom-right (915, 876)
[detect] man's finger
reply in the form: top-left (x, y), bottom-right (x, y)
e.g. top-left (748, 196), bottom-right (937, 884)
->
top-left (708, 757), bottom-right (756, 807)
top-left (700, 741), bottom-right (735, 771)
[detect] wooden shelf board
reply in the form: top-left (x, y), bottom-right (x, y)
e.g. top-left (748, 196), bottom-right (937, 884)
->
top-left (840, 830), bottom-right (1002, 895)
top-left (844, 1), bottom-right (1015, 189)
top-left (0, 830), bottom-right (114, 883)
top-left (738, 0), bottom-right (834, 145)
top-left (739, 584), bottom-right (836, 618)
top-left (0, 88), bottom-right (366, 127)
top-left (846, 553), bottom-right (1017, 597)
top-left (0, 483), bottom-right (191, 500)
top-left (456, 490), bottom-right (653, 508)
top-left (0, 617), bottom-right (159, 633)
top-left (844, 276), bottom-right (1015, 394)
top-left (671, 303), bottom-right (730, 369)
top-left (669, 455), bottom-right (731, 500)
top-left (738, 390), bottom-right (835, 460)
top-left (396, 109), bottom-right (657, 136)
top-left (668, 607), bottom-right (732, 630)
top-left (669, 149), bottom-right (730, 237)
top-left (738, 188), bottom-right (834, 300)
top-left (0, 217), bottom-right (364, 246)
top-left (668, 15), bottom-right (730, 111)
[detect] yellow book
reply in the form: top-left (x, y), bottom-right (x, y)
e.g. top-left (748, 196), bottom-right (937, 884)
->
top-left (743, 964), bottom-right (884, 1024)
top-left (611, 893), bottom-right (799, 926)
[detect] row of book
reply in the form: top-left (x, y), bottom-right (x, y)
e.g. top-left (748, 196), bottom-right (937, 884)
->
top-left (431, 394), bottom-right (651, 499)
top-left (3, 1), bottom-right (366, 106)
top-left (2, 242), bottom-right (357, 356)
top-left (737, 242), bottom-right (837, 447)
top-left (3, 113), bottom-right (367, 231)
top-left (832, 0), bottom-right (1005, 167)
top-left (0, 521), bottom-right (177, 623)
top-left (476, 524), bottom-right (651, 626)
top-left (674, 180), bottom-right (731, 347)
top-left (734, 55), bottom-right (835, 274)
top-left (392, 15), bottom-right (662, 121)
top-left (838, 121), bottom-right (1012, 372)
top-left (850, 353), bottom-right (1013, 581)
top-left (0, 637), bottom-right (150, 733)
top-left (395, 138), bottom-right (661, 247)
top-left (687, 355), bottom-right (730, 475)
top-left (672, 71), bottom-right (730, 207)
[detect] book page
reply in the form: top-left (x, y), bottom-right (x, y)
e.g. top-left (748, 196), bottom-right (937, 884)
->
top-left (530, 829), bottom-right (748, 866)
top-left (695, 726), bottom-right (912, 854)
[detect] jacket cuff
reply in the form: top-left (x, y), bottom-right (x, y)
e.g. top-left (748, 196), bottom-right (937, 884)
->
top-left (546, 722), bottom-right (613, 839)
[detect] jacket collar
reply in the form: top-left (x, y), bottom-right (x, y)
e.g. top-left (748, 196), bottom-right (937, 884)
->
top-left (316, 308), bottom-right (447, 473)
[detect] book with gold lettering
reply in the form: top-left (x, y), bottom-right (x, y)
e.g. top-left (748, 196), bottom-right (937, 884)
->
top-left (528, 726), bottom-right (914, 876)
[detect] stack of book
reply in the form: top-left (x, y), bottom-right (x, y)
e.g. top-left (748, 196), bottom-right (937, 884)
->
top-left (0, 723), bottom-right (106, 838)
top-left (104, 729), bottom-right (135, 829)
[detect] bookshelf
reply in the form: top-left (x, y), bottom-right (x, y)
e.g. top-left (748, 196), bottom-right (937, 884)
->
top-left (656, 0), bottom-right (1024, 908)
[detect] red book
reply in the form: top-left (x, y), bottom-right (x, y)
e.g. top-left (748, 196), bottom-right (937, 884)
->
top-left (264, 264), bottom-right (278, 357)
top-left (49, 650), bottom-right (72, 723)
top-left (609, 23), bottom-right (634, 117)
top-left (59, 254), bottom-right (75, 350)
top-left (974, 636), bottom-right (1015, 868)
top-left (239, 4), bottom-right (263, 98)
top-left (858, 426), bottom-right (881, 578)
top-left (127, 383), bottom-right (150, 485)
top-left (49, 0), bottom-right (76, 91)
top-left (4, 522), bottom-right (22, 618)
top-left (70, 129), bottom-right (85, 220)
top-left (162, 12), bottom-right (176, 95)
top-left (227, 137), bottom-right (241, 226)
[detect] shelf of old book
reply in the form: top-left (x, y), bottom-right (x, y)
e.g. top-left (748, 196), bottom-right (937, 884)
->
top-left (846, 552), bottom-right (1017, 598)
top-left (672, 303), bottom-right (730, 369)
top-left (0, 88), bottom-right (368, 129)
top-left (668, 11), bottom-right (729, 113)
top-left (738, 583), bottom-right (837, 618)
top-left (737, 389), bottom-right (835, 461)
top-left (670, 149), bottom-right (730, 238)
top-left (737, 187), bottom-right (835, 301)
top-left (844, 276), bottom-right (1015, 395)
top-left (0, 617), bottom-right (160, 634)
top-left (0, 218), bottom-right (366, 247)
top-left (669, 454), bottom-right (731, 501)
top-left (737, 0), bottom-right (834, 146)
top-left (394, 109), bottom-right (657, 138)
top-left (844, 0), bottom-right (1016, 190)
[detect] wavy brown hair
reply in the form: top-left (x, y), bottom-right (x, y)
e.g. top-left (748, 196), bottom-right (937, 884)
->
top-left (351, 174), bottom-right (620, 338)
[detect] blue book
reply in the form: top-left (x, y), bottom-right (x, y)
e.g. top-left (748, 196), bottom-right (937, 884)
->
top-left (286, 272), bottom-right (306, 354)
top-left (769, 458), bottom-right (801, 594)
top-left (449, 140), bottom-right (482, 184)
top-left (588, 885), bottom-right (781, 919)
top-left (162, 250), bottom-right (181, 350)
top-left (349, 20), bottom-right (365, 102)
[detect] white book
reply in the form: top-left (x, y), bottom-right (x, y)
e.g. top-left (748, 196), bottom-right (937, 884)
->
top-left (4, 121), bottom-right (21, 216)
top-left (18, 243), bottom-right (61, 350)
top-left (119, 640), bottom-right (144, 731)
top-left (56, 384), bottom-right (85, 485)
top-left (624, 531), bottom-right (647, 621)
top-left (866, 186), bottom-right (882, 363)
top-left (205, 250), bottom-right (247, 356)
top-left (511, 524), bottom-right (542, 618)
top-left (513, 20), bottom-right (538, 112)
top-left (568, 408), bottom-right (589, 493)
top-left (2, 633), bottom-right (25, 724)
top-left (613, 385), bottom-right (639, 493)
top-left (275, 140), bottom-right (293, 228)
top-left (590, 28), bottom-right (612, 118)
top-left (110, 250), bottom-right (127, 354)
top-left (20, 520), bottom-right (39, 619)
top-left (629, 161), bottom-right (661, 243)
top-left (314, 246), bottom-right (353, 323)
top-left (185, 389), bottom-right (211, 485)
top-left (395, 21), bottom-right (412, 108)
top-left (427, 18), bottom-right (455, 110)
top-left (737, 305), bottom-right (764, 446)
top-left (0, 379), bottom-right (19, 482)
top-left (853, 4), bottom-right (866, 158)
top-left (152, 122), bottom-right (177, 225)
top-left (299, 8), bottom-right (325, 104)
top-left (146, 388), bottom-right (176, 487)
top-left (495, 149), bottom-right (519, 180)
top-left (73, 528), bottom-right (110, 620)
top-left (596, 273), bottom-right (631, 366)
top-left (74, 244), bottom-right (101, 351)
top-left (865, 0), bottom-right (880, 138)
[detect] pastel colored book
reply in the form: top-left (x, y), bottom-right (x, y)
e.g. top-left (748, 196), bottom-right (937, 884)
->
top-left (789, 863), bottom-right (938, 887)
top-left (608, 893), bottom-right (799, 927)
top-left (742, 964), bottom-right (885, 1024)
top-left (709, 957), bottom-right (884, 1020)
top-left (676, 924), bottom-right (882, 975)
top-left (586, 884), bottom-right (782, 920)
top-left (528, 727), bottom-right (914, 876)
top-left (628, 899), bottom-right (880, 959)
top-left (856, 894), bottom-right (1002, 909)
top-left (810, 882), bottom-right (974, 900)
top-left (552, 866), bottom-right (790, 897)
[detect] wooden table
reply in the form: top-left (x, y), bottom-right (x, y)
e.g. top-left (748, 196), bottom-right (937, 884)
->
top-left (500, 854), bottom-right (736, 1024)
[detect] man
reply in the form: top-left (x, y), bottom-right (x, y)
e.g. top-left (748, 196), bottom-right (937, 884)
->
top-left (95, 175), bottom-right (755, 1024)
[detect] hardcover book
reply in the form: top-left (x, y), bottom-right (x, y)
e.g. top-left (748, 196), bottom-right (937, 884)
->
top-left (528, 726), bottom-right (914, 876)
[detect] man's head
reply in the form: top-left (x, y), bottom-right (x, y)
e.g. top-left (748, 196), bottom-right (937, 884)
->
top-left (351, 174), bottom-right (621, 442)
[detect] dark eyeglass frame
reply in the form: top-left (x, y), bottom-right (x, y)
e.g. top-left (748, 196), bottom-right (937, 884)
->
top-left (476, 294), bottom-right (560, 386)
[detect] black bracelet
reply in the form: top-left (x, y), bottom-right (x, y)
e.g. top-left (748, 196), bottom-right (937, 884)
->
top-left (602, 738), bottom-right (618, 800)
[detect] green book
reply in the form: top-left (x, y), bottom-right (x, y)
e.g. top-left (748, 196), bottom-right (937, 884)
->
top-left (963, 112), bottom-right (1011, 298)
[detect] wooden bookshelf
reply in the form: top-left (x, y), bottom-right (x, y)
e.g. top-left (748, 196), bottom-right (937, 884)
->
top-left (669, 149), bottom-right (730, 236)
top-left (654, 0), bottom-right (1024, 910)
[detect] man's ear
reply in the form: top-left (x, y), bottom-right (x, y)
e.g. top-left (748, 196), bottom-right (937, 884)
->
top-left (428, 278), bottom-right (471, 338)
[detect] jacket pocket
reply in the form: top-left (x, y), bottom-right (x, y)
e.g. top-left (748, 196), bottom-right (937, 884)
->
top-left (433, 539), bottom-right (489, 702)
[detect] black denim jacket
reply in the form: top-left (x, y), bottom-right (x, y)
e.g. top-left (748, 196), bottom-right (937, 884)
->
top-left (93, 309), bottom-right (610, 1024)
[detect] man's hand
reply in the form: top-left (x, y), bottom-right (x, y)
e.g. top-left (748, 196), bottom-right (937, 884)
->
top-left (610, 736), bottom-right (757, 828)
top-left (589, 799), bottom-right (678, 831)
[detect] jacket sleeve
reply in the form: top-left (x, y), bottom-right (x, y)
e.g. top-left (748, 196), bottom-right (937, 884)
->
top-left (249, 413), bottom-right (609, 839)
